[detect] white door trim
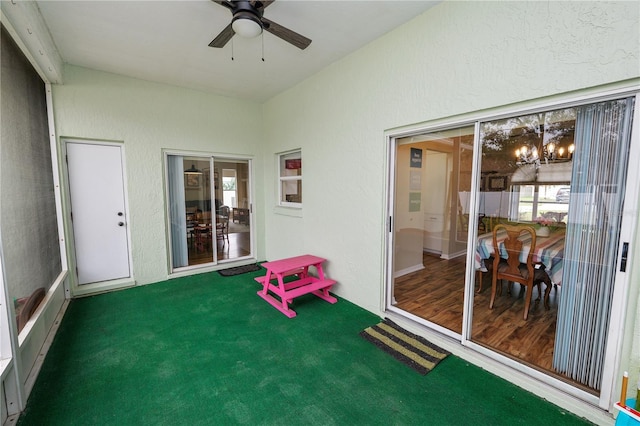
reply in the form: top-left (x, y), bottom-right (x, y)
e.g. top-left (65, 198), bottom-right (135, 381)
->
top-left (62, 139), bottom-right (134, 296)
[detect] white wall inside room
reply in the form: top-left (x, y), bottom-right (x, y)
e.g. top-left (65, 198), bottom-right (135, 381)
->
top-left (52, 65), bottom-right (265, 287)
top-left (262, 0), bottom-right (640, 314)
top-left (422, 150), bottom-right (449, 256)
top-left (394, 144), bottom-right (425, 276)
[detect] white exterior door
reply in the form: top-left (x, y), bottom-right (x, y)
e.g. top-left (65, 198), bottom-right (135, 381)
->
top-left (66, 142), bottom-right (130, 285)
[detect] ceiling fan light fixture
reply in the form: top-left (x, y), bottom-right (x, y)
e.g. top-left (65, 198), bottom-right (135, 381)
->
top-left (232, 15), bottom-right (263, 38)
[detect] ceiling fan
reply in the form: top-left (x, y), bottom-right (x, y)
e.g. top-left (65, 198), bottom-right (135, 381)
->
top-left (209, 0), bottom-right (311, 50)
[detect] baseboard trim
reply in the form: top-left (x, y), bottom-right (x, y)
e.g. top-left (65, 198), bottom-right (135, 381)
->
top-left (393, 263), bottom-right (424, 278)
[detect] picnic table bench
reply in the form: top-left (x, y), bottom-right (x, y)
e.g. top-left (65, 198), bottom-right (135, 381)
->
top-left (255, 254), bottom-right (337, 318)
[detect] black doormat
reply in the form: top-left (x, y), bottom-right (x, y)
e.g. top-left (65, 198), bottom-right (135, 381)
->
top-left (218, 263), bottom-right (262, 277)
top-left (360, 318), bottom-right (450, 375)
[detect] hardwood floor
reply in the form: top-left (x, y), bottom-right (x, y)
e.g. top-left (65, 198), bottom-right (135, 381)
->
top-left (394, 254), bottom-right (466, 334)
top-left (393, 252), bottom-right (588, 390)
top-left (188, 230), bottom-right (251, 265)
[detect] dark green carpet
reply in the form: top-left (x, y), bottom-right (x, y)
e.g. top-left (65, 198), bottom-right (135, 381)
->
top-left (18, 270), bottom-right (592, 425)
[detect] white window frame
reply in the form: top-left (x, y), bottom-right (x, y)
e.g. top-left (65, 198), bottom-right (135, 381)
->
top-left (277, 149), bottom-right (302, 208)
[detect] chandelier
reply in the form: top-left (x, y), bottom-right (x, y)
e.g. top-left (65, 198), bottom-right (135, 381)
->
top-left (516, 142), bottom-right (574, 167)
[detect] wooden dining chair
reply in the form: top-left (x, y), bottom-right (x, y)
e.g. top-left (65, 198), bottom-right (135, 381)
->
top-left (194, 225), bottom-right (212, 252)
top-left (476, 255), bottom-right (495, 294)
top-left (489, 224), bottom-right (550, 320)
top-left (216, 205), bottom-right (230, 246)
top-left (475, 218), bottom-right (511, 293)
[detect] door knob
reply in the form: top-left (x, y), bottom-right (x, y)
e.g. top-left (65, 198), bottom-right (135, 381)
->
top-left (118, 222), bottom-right (124, 227)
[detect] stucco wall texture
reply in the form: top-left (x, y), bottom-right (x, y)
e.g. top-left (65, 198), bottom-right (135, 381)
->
top-left (50, 1), bottom-right (639, 421)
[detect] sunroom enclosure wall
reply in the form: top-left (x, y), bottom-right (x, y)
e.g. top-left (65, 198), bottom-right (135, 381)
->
top-left (263, 1), bottom-right (640, 421)
top-left (1, 21), bottom-right (68, 419)
top-left (51, 65), bottom-right (265, 288)
top-left (0, 0), bottom-right (638, 423)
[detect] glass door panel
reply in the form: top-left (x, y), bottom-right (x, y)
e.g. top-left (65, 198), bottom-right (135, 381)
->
top-left (390, 126), bottom-right (474, 334)
top-left (214, 159), bottom-right (252, 262)
top-left (168, 155), bottom-right (215, 269)
top-left (471, 98), bottom-right (635, 394)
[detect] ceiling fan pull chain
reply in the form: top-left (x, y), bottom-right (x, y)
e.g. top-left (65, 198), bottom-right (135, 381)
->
top-left (231, 38), bottom-right (235, 61)
top-left (261, 33), bottom-right (265, 62)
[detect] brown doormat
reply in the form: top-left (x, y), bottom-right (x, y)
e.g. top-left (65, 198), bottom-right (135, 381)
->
top-left (360, 318), bottom-right (450, 375)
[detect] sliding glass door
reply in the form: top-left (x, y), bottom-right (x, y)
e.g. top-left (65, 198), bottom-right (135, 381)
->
top-left (166, 153), bottom-right (253, 271)
top-left (387, 94), bottom-right (637, 404)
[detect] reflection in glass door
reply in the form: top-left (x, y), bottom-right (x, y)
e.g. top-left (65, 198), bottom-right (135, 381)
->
top-left (167, 154), bottom-right (252, 271)
top-left (389, 126), bottom-right (474, 334)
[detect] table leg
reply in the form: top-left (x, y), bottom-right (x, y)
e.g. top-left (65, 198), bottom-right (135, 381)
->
top-left (316, 263), bottom-right (326, 281)
top-left (276, 273), bottom-right (293, 312)
top-left (311, 263), bottom-right (337, 303)
top-left (256, 271), bottom-right (297, 318)
top-left (312, 288), bottom-right (338, 304)
top-left (258, 268), bottom-right (272, 296)
top-left (299, 265), bottom-right (309, 279)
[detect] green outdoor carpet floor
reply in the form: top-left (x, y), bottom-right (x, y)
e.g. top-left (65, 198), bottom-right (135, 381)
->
top-left (18, 269), bottom-right (593, 425)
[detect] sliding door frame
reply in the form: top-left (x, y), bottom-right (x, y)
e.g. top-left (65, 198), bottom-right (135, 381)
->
top-left (164, 150), bottom-right (256, 275)
top-left (383, 85), bottom-right (640, 411)
top-left (384, 120), bottom-right (473, 341)
top-left (600, 93), bottom-right (640, 407)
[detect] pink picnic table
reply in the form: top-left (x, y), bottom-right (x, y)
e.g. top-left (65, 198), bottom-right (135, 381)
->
top-left (255, 254), bottom-right (337, 318)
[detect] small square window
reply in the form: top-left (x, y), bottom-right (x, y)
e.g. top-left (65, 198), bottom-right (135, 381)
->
top-left (278, 150), bottom-right (302, 207)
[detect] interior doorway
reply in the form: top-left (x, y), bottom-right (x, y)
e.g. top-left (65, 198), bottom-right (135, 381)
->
top-left (222, 169), bottom-right (237, 209)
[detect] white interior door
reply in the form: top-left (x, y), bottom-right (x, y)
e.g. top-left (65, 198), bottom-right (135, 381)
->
top-left (67, 142), bottom-right (130, 285)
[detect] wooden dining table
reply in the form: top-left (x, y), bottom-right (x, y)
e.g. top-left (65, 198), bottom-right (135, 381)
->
top-left (475, 227), bottom-right (566, 286)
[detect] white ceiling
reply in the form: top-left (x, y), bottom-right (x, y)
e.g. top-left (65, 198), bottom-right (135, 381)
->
top-left (34, 0), bottom-right (439, 102)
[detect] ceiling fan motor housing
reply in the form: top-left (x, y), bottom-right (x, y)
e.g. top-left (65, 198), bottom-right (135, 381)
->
top-left (232, 1), bottom-right (264, 29)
